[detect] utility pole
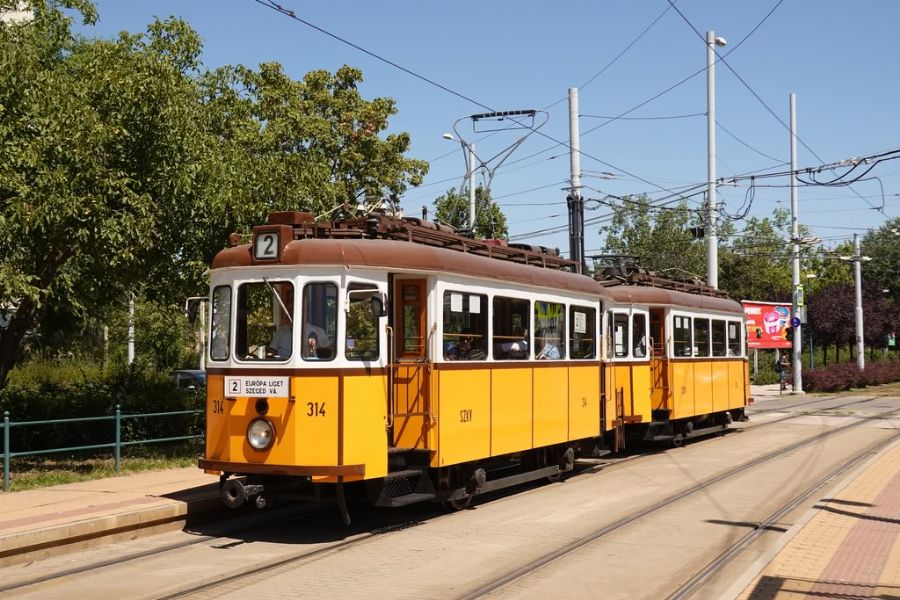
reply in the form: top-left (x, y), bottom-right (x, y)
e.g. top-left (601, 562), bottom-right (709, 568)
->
top-left (568, 87), bottom-right (584, 273)
top-left (706, 31), bottom-right (726, 289)
top-left (467, 142), bottom-right (476, 232)
top-left (853, 233), bottom-right (866, 371)
top-left (789, 93), bottom-right (802, 393)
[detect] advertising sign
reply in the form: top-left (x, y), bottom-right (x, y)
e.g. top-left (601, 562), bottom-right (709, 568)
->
top-left (742, 301), bottom-right (792, 349)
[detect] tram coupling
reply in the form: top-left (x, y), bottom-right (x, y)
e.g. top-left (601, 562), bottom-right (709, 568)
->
top-left (221, 476), bottom-right (266, 510)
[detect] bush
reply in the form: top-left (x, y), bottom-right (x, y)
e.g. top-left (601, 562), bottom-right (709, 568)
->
top-left (0, 358), bottom-right (203, 454)
top-left (804, 358), bottom-right (900, 392)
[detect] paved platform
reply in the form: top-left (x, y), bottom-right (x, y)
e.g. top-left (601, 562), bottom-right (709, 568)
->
top-left (1, 386), bottom-right (898, 598)
top-left (0, 467), bottom-right (221, 566)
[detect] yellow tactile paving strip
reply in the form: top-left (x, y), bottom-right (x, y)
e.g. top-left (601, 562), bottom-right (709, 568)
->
top-left (738, 442), bottom-right (900, 599)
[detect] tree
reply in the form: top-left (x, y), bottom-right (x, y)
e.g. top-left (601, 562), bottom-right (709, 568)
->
top-left (433, 185), bottom-right (507, 239)
top-left (862, 217), bottom-right (900, 303)
top-left (718, 209), bottom-right (800, 302)
top-left (0, 2), bottom-right (214, 386)
top-left (0, 1), bottom-right (430, 387)
top-left (599, 196), bottom-right (707, 279)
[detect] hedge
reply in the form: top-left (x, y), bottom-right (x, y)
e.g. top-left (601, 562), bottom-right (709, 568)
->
top-left (803, 358), bottom-right (900, 393)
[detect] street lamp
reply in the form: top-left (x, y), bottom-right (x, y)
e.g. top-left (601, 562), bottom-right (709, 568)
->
top-left (706, 31), bottom-right (726, 289)
top-left (442, 132), bottom-right (477, 233)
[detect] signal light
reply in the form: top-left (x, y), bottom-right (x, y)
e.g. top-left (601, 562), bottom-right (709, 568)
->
top-left (784, 326), bottom-right (793, 341)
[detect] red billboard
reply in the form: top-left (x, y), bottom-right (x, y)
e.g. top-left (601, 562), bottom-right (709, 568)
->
top-left (742, 301), bottom-right (792, 349)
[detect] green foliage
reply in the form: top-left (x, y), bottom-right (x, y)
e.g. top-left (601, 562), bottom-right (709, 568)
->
top-left (599, 195), bottom-right (707, 278)
top-left (719, 209), bottom-right (796, 301)
top-left (433, 185), bottom-right (508, 239)
top-left (0, 358), bottom-right (203, 453)
top-left (0, 1), bottom-right (429, 387)
top-left (862, 217), bottom-right (900, 303)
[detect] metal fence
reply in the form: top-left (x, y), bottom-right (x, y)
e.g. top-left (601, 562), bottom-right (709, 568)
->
top-left (2, 406), bottom-right (203, 492)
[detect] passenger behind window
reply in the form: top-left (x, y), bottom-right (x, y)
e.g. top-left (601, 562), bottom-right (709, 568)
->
top-left (459, 329), bottom-right (486, 360)
top-left (634, 335), bottom-right (647, 358)
top-left (536, 328), bottom-right (560, 360)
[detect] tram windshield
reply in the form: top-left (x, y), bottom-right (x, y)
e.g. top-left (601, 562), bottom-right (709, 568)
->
top-left (234, 280), bottom-right (295, 361)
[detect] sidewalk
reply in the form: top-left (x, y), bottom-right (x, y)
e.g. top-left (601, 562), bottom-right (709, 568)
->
top-left (732, 437), bottom-right (900, 598)
top-left (0, 467), bottom-right (221, 566)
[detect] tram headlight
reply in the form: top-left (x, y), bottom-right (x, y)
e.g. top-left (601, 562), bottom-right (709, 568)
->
top-left (247, 418), bottom-right (275, 450)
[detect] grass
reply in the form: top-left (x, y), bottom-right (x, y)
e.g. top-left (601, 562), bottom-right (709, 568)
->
top-left (837, 380), bottom-right (900, 397)
top-left (3, 443), bottom-right (202, 492)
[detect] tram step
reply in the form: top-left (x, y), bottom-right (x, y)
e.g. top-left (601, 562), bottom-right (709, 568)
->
top-left (385, 468), bottom-right (426, 480)
top-left (377, 492), bottom-right (436, 507)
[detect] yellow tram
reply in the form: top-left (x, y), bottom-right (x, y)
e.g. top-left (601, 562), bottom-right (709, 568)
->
top-left (199, 211), bottom-right (749, 520)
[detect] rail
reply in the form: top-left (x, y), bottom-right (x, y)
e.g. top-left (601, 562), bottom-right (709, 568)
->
top-left (2, 406), bottom-right (203, 492)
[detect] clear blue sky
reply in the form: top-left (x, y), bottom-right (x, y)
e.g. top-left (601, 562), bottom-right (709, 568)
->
top-left (77, 1), bottom-right (900, 257)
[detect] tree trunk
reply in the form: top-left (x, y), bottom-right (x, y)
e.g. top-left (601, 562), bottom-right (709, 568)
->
top-left (0, 297), bottom-right (37, 390)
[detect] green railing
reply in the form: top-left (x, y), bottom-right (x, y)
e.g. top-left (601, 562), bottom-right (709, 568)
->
top-left (2, 406), bottom-right (203, 492)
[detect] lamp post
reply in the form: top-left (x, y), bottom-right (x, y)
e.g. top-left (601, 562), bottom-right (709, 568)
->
top-left (805, 273), bottom-right (817, 369)
top-left (442, 133), bottom-right (477, 233)
top-left (706, 31), bottom-right (727, 289)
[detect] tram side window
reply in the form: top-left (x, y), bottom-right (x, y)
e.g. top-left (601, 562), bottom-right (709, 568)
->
top-left (632, 313), bottom-right (648, 358)
top-left (535, 301), bottom-right (565, 360)
top-left (209, 285), bottom-right (231, 361)
top-left (693, 318), bottom-right (710, 357)
top-left (346, 284), bottom-right (380, 361)
top-left (493, 297), bottom-right (530, 360)
top-left (443, 291), bottom-right (488, 360)
top-left (727, 321), bottom-right (742, 357)
top-left (569, 306), bottom-right (596, 359)
top-left (302, 282), bottom-right (337, 361)
top-left (612, 313), bottom-right (629, 358)
top-left (711, 319), bottom-right (727, 357)
top-left (673, 315), bottom-right (692, 357)
top-left (235, 281), bottom-right (294, 361)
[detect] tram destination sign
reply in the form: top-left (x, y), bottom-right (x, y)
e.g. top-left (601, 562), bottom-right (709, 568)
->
top-left (742, 301), bottom-right (791, 349)
top-left (225, 376), bottom-right (290, 398)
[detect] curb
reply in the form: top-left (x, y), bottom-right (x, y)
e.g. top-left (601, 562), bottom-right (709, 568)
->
top-left (0, 492), bottom-right (223, 567)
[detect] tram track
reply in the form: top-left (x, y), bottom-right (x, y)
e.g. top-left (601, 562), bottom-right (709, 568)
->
top-left (2, 394), bottom-right (893, 598)
top-left (459, 404), bottom-right (900, 599)
top-left (0, 502), bottom-right (347, 595)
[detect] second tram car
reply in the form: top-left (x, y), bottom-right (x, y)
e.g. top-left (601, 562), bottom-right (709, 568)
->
top-left (199, 211), bottom-right (749, 521)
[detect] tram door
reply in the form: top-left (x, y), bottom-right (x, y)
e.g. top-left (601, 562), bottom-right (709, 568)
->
top-left (649, 309), bottom-right (669, 412)
top-left (390, 278), bottom-right (431, 449)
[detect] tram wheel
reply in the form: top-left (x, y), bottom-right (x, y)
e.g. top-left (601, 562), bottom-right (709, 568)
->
top-left (444, 494), bottom-right (473, 511)
top-left (546, 469), bottom-right (563, 483)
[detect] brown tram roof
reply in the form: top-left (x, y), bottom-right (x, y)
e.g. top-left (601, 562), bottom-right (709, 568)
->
top-left (603, 283), bottom-right (743, 314)
top-left (212, 238), bottom-right (613, 299)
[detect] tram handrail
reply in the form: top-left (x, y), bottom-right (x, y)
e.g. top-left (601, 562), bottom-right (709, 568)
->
top-left (1, 406), bottom-right (203, 493)
top-left (385, 324), bottom-right (394, 429)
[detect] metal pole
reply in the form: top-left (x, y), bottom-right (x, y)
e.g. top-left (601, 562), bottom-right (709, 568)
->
top-left (706, 31), bottom-right (720, 289)
top-left (467, 142), bottom-right (476, 233)
top-left (3, 411), bottom-right (9, 492)
top-left (568, 87), bottom-right (584, 274)
top-left (199, 301), bottom-right (206, 371)
top-left (809, 327), bottom-right (814, 370)
top-left (115, 405), bottom-right (121, 474)
top-left (789, 93), bottom-right (803, 393)
top-left (854, 233), bottom-right (865, 370)
top-left (127, 293), bottom-right (135, 365)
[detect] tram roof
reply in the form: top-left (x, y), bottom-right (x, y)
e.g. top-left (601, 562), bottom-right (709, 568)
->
top-left (603, 283), bottom-right (743, 314)
top-left (212, 238), bottom-right (613, 299)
